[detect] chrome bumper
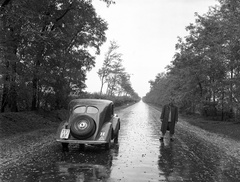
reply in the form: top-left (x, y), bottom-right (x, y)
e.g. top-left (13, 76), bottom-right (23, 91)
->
top-left (56, 139), bottom-right (107, 144)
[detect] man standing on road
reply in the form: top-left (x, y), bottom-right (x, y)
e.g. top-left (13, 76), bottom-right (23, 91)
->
top-left (160, 99), bottom-right (178, 141)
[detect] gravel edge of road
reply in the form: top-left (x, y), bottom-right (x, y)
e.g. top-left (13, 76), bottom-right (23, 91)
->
top-left (177, 120), bottom-right (240, 160)
top-left (0, 127), bottom-right (57, 169)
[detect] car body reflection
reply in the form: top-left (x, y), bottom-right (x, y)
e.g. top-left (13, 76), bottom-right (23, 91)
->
top-left (56, 144), bottom-right (119, 182)
top-left (57, 163), bottom-right (109, 181)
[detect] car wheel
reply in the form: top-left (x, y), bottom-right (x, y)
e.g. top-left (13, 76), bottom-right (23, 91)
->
top-left (105, 129), bottom-right (112, 150)
top-left (114, 130), bottom-right (119, 143)
top-left (70, 115), bottom-right (96, 139)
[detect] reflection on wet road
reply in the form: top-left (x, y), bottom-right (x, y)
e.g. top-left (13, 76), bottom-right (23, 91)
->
top-left (1, 101), bottom-right (240, 181)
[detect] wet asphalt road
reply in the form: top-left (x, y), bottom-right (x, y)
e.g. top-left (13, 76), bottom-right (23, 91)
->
top-left (1, 101), bottom-right (240, 182)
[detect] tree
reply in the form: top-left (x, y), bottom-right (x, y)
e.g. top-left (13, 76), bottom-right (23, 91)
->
top-left (98, 40), bottom-right (122, 95)
top-left (144, 0), bottom-right (240, 120)
top-left (106, 57), bottom-right (125, 96)
top-left (97, 40), bottom-right (139, 98)
top-left (0, 0), bottom-right (108, 112)
top-left (118, 73), bottom-right (131, 96)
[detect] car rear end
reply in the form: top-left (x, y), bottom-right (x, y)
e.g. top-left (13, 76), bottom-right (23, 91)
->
top-left (56, 99), bottom-right (113, 150)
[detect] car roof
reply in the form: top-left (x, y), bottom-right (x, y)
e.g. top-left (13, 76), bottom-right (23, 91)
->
top-left (69, 99), bottom-right (113, 110)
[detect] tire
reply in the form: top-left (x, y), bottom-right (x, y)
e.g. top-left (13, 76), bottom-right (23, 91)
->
top-left (114, 122), bottom-right (120, 143)
top-left (105, 129), bottom-right (112, 150)
top-left (70, 115), bottom-right (96, 140)
top-left (114, 130), bottom-right (119, 143)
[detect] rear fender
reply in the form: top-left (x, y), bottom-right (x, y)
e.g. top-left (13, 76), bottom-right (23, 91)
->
top-left (97, 122), bottom-right (112, 142)
top-left (112, 116), bottom-right (120, 135)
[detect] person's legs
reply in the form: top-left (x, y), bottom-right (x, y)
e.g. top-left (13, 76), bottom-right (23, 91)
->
top-left (169, 122), bottom-right (175, 141)
top-left (170, 132), bottom-right (174, 141)
top-left (160, 122), bottom-right (166, 141)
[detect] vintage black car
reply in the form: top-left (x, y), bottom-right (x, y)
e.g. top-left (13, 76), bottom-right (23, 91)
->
top-left (56, 99), bottom-right (120, 151)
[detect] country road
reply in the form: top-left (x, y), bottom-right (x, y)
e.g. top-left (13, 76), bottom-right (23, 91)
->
top-left (1, 101), bottom-right (240, 182)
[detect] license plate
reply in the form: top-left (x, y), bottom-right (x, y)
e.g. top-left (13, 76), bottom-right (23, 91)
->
top-left (60, 129), bottom-right (70, 139)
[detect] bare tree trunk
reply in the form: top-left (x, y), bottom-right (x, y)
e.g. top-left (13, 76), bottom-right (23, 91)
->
top-left (1, 62), bottom-right (18, 112)
top-left (229, 66), bottom-right (234, 118)
top-left (31, 59), bottom-right (40, 111)
top-left (1, 48), bottom-right (18, 112)
top-left (31, 43), bottom-right (44, 111)
top-left (221, 86), bottom-right (224, 121)
top-left (0, 7), bottom-right (19, 112)
top-left (1, 81), bottom-right (9, 113)
top-left (9, 58), bottom-right (18, 112)
top-left (31, 76), bottom-right (38, 110)
top-left (100, 76), bottom-right (104, 95)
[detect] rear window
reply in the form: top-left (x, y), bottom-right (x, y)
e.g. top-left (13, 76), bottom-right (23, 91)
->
top-left (87, 107), bottom-right (98, 113)
top-left (73, 106), bottom-right (98, 114)
top-left (73, 106), bottom-right (86, 113)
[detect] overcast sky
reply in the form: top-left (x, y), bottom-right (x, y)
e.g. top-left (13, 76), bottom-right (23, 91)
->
top-left (85, 0), bottom-right (219, 97)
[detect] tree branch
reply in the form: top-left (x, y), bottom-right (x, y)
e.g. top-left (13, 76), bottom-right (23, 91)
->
top-left (51, 2), bottom-right (73, 31)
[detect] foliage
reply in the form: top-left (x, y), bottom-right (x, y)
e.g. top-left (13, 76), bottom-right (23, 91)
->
top-left (143, 0), bottom-right (240, 121)
top-left (98, 41), bottom-right (140, 99)
top-left (0, 0), bottom-right (109, 112)
top-left (98, 40), bottom-right (122, 95)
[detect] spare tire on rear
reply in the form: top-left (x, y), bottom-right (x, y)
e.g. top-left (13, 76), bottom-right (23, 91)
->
top-left (70, 115), bottom-right (96, 139)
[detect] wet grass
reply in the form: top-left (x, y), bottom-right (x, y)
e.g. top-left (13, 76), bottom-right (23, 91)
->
top-left (0, 110), bottom-right (68, 138)
top-left (181, 114), bottom-right (240, 142)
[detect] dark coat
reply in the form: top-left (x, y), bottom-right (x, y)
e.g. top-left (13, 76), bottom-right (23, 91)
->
top-left (160, 104), bottom-right (178, 134)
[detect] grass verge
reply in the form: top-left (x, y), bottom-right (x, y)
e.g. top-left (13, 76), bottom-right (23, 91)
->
top-left (0, 109), bottom-right (68, 138)
top-left (181, 114), bottom-right (240, 142)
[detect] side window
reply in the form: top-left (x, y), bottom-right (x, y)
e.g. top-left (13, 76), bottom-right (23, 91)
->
top-left (73, 106), bottom-right (86, 114)
top-left (87, 107), bottom-right (98, 113)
